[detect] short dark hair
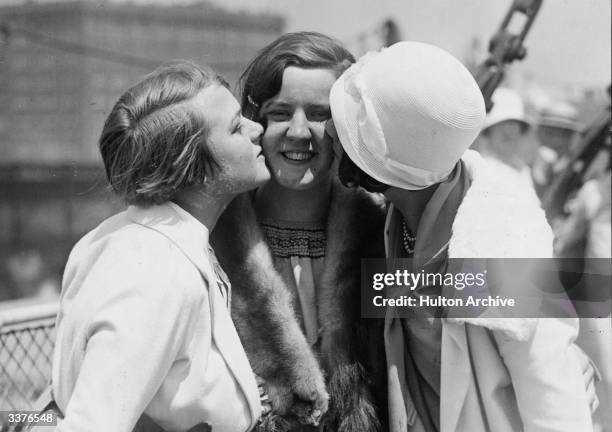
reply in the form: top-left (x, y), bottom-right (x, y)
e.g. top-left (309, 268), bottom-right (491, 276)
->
top-left (240, 31), bottom-right (355, 125)
top-left (99, 60), bottom-right (228, 206)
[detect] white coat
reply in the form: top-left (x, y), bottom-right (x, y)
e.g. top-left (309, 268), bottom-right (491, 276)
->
top-left (385, 150), bottom-right (593, 432)
top-left (50, 202), bottom-right (261, 432)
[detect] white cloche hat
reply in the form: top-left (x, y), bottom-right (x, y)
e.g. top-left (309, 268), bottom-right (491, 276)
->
top-left (330, 41), bottom-right (486, 190)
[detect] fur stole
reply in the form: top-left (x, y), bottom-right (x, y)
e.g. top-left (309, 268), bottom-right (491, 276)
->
top-left (211, 180), bottom-right (387, 431)
top-left (317, 181), bottom-right (387, 432)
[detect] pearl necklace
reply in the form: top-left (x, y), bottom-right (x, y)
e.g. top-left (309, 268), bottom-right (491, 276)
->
top-left (401, 219), bottom-right (416, 255)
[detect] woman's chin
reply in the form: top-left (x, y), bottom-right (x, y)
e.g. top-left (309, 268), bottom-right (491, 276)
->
top-left (273, 174), bottom-right (329, 191)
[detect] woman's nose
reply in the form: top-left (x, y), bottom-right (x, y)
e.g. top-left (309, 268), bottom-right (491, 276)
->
top-left (247, 119), bottom-right (264, 141)
top-left (287, 111), bottom-right (311, 140)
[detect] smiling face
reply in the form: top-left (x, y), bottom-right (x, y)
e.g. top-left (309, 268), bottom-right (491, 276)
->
top-left (260, 67), bottom-right (338, 190)
top-left (197, 85), bottom-right (269, 195)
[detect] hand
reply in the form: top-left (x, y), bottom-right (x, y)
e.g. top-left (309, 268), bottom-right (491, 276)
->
top-left (255, 372), bottom-right (329, 428)
top-left (254, 374), bottom-right (324, 432)
top-left (289, 360), bottom-right (329, 427)
top-left (255, 375), bottom-right (273, 417)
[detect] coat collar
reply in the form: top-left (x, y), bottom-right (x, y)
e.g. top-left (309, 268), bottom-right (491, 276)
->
top-left (445, 150), bottom-right (544, 340)
top-left (449, 150), bottom-right (553, 259)
top-left (126, 202), bottom-right (261, 428)
top-left (127, 202), bottom-right (212, 274)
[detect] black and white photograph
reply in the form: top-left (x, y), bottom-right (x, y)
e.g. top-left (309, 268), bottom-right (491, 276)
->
top-left (0, 0), bottom-right (610, 431)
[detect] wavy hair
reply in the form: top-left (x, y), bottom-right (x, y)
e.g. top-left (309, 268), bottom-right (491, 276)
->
top-left (239, 31), bottom-right (354, 126)
top-left (99, 60), bottom-right (228, 206)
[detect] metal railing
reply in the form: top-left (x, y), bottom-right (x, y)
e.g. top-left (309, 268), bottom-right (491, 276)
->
top-left (0, 299), bottom-right (58, 431)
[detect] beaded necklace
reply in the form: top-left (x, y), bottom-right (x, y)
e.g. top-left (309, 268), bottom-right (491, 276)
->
top-left (401, 219), bottom-right (416, 255)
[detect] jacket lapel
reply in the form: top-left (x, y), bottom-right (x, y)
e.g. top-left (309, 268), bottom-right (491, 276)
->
top-left (126, 203), bottom-right (261, 427)
top-left (440, 321), bottom-right (471, 432)
top-left (206, 274), bottom-right (262, 428)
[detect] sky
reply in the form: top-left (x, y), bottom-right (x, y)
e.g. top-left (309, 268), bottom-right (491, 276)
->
top-left (255, 0), bottom-right (611, 90)
top-left (3, 0), bottom-right (610, 89)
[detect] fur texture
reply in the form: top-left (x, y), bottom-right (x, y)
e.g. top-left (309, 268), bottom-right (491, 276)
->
top-left (211, 181), bottom-right (387, 431)
top-left (211, 194), bottom-right (328, 428)
top-left (445, 150), bottom-right (554, 341)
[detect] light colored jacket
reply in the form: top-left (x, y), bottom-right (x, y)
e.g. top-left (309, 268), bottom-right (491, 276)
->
top-left (385, 150), bottom-right (593, 432)
top-left (51, 202), bottom-right (261, 432)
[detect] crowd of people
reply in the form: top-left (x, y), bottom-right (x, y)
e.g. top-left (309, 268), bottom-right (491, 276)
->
top-left (27, 30), bottom-right (610, 432)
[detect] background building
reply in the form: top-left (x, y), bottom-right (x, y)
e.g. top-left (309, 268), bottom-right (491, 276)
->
top-left (0, 1), bottom-right (284, 300)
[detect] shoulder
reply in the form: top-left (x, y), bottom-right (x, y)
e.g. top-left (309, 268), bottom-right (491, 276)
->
top-left (65, 211), bottom-right (203, 300)
top-left (71, 216), bottom-right (176, 266)
top-left (450, 151), bottom-right (553, 258)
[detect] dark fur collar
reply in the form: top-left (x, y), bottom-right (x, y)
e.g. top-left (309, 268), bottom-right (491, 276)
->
top-left (211, 181), bottom-right (387, 431)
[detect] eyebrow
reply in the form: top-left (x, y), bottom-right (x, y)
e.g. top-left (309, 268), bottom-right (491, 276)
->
top-left (307, 104), bottom-right (331, 111)
top-left (261, 101), bottom-right (330, 112)
top-left (261, 101), bottom-right (291, 111)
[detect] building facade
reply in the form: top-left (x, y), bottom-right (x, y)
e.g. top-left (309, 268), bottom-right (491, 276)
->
top-left (0, 1), bottom-right (284, 300)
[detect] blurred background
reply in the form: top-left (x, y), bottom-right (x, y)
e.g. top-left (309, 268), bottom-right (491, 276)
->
top-left (0, 0), bottom-right (609, 303)
top-left (0, 0), bottom-right (610, 424)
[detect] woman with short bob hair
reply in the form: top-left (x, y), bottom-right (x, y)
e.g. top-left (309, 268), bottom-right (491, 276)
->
top-left (99, 61), bottom-right (234, 206)
top-left (212, 32), bottom-right (387, 431)
top-left (240, 31), bottom-right (354, 125)
top-left (47, 60), bottom-right (269, 432)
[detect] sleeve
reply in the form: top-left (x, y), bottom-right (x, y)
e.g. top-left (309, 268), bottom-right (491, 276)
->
top-left (493, 318), bottom-right (593, 432)
top-left (56, 249), bottom-right (203, 432)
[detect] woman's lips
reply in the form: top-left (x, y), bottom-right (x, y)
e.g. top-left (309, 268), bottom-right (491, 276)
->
top-left (281, 151), bottom-right (315, 162)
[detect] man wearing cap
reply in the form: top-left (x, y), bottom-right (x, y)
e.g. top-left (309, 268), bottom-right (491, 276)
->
top-left (328, 41), bottom-right (595, 432)
top-left (474, 87), bottom-right (540, 205)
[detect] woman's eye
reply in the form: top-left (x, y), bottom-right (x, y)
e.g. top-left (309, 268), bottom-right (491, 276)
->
top-left (233, 123), bottom-right (242, 134)
top-left (266, 110), bottom-right (292, 121)
top-left (308, 111), bottom-right (331, 122)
